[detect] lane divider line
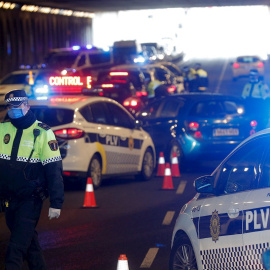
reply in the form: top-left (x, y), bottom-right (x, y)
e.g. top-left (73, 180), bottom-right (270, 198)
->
top-left (140, 248), bottom-right (159, 268)
top-left (215, 58), bottom-right (229, 93)
top-left (162, 211), bottom-right (175, 225)
top-left (176, 180), bottom-right (187, 194)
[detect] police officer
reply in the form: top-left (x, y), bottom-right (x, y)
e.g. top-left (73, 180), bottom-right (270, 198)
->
top-left (194, 63), bottom-right (208, 92)
top-left (242, 69), bottom-right (270, 99)
top-left (182, 66), bottom-right (196, 92)
top-left (0, 89), bottom-right (64, 269)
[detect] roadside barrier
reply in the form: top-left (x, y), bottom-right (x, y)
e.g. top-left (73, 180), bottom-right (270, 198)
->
top-left (156, 152), bottom-right (165, 176)
top-left (117, 254), bottom-right (129, 270)
top-left (162, 163), bottom-right (174, 190)
top-left (171, 152), bottom-right (181, 177)
top-left (81, 177), bottom-right (98, 208)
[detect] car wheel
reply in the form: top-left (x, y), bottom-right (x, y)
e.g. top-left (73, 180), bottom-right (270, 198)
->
top-left (136, 148), bottom-right (155, 181)
top-left (169, 142), bottom-right (184, 169)
top-left (169, 236), bottom-right (198, 270)
top-left (88, 154), bottom-right (102, 189)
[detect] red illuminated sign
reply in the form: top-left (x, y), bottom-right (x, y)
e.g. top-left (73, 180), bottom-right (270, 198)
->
top-left (49, 76), bottom-right (92, 89)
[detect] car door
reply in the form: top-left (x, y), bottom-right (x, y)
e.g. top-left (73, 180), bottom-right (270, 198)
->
top-left (242, 135), bottom-right (270, 268)
top-left (105, 102), bottom-right (144, 174)
top-left (198, 137), bottom-right (266, 269)
top-left (148, 98), bottom-right (185, 159)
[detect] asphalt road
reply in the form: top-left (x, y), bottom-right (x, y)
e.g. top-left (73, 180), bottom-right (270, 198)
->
top-left (1, 55), bottom-right (269, 270)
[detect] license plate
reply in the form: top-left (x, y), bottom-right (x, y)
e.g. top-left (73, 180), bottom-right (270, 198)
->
top-left (213, 128), bottom-right (239, 136)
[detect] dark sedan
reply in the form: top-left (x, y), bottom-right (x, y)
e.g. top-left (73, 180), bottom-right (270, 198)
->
top-left (136, 93), bottom-right (260, 169)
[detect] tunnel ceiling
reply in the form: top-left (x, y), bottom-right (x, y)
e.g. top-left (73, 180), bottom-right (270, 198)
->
top-left (13, 0), bottom-right (270, 12)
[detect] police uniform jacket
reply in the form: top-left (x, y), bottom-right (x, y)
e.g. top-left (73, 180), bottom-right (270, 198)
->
top-left (0, 120), bottom-right (64, 209)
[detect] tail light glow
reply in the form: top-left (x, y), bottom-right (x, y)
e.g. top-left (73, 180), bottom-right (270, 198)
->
top-left (136, 91), bottom-right (148, 97)
top-left (233, 63), bottom-right (239, 68)
top-left (101, 84), bottom-right (114, 88)
top-left (123, 99), bottom-right (138, 107)
top-left (54, 128), bottom-right (85, 140)
top-left (189, 122), bottom-right (199, 131)
top-left (167, 85), bottom-right (176, 93)
top-left (194, 131), bottom-right (202, 138)
top-left (250, 120), bottom-right (257, 127)
top-left (110, 72), bottom-right (128, 76)
top-left (257, 62), bottom-right (264, 68)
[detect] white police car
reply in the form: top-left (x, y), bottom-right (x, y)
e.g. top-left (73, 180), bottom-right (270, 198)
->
top-left (28, 96), bottom-right (156, 188)
top-left (170, 128), bottom-right (270, 269)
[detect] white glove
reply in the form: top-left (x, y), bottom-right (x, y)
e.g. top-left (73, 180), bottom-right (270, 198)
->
top-left (48, 208), bottom-right (61, 220)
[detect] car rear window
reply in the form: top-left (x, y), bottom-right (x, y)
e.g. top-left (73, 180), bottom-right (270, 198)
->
top-left (189, 100), bottom-right (244, 117)
top-left (31, 106), bottom-right (74, 127)
top-left (237, 56), bottom-right (260, 63)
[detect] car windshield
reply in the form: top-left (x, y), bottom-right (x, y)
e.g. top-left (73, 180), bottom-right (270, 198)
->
top-left (89, 52), bottom-right (111, 65)
top-left (0, 73), bottom-right (35, 85)
top-left (46, 52), bottom-right (79, 69)
top-left (31, 106), bottom-right (74, 127)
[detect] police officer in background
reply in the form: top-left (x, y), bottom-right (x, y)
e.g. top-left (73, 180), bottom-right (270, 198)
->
top-left (182, 66), bottom-right (196, 92)
top-left (0, 90), bottom-right (64, 269)
top-left (193, 63), bottom-right (209, 92)
top-left (242, 69), bottom-right (270, 99)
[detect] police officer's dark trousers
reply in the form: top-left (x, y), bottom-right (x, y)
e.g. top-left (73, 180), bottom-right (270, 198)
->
top-left (5, 196), bottom-right (47, 270)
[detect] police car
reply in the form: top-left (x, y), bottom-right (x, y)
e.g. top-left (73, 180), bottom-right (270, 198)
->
top-left (27, 96), bottom-right (156, 188)
top-left (170, 128), bottom-right (270, 269)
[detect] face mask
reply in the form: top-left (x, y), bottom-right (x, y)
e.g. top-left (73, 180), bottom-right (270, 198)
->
top-left (7, 108), bottom-right (25, 119)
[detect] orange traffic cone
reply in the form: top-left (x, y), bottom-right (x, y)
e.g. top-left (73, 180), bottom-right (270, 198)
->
top-left (157, 152), bottom-right (165, 176)
top-left (171, 152), bottom-right (180, 177)
top-left (117, 254), bottom-right (129, 270)
top-left (162, 163), bottom-right (174, 190)
top-left (81, 177), bottom-right (98, 208)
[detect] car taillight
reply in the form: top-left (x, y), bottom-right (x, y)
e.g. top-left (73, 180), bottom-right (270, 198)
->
top-left (250, 120), bottom-right (257, 127)
top-left (123, 99), bottom-right (138, 107)
top-left (189, 122), bottom-right (199, 131)
top-left (233, 63), bottom-right (239, 68)
top-left (136, 91), bottom-right (148, 97)
top-left (101, 84), bottom-right (114, 88)
top-left (167, 85), bottom-right (176, 93)
top-left (54, 128), bottom-right (85, 140)
top-left (188, 122), bottom-right (202, 138)
top-left (110, 72), bottom-right (128, 76)
top-left (257, 62), bottom-right (264, 68)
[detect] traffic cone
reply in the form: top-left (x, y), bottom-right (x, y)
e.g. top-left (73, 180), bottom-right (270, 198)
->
top-left (81, 177), bottom-right (98, 208)
top-left (156, 152), bottom-right (165, 176)
top-left (162, 163), bottom-right (174, 190)
top-left (171, 152), bottom-right (181, 177)
top-left (117, 254), bottom-right (129, 270)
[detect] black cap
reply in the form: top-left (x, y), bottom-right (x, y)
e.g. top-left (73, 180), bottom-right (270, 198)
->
top-left (5, 89), bottom-right (28, 107)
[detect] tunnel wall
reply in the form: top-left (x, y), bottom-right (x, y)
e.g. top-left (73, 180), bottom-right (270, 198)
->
top-left (0, 9), bottom-right (92, 78)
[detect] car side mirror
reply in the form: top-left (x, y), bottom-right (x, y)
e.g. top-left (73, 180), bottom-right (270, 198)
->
top-left (194, 175), bottom-right (215, 194)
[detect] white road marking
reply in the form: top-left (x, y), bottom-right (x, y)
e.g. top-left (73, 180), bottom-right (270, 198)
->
top-left (215, 58), bottom-right (229, 93)
top-left (162, 211), bottom-right (175, 225)
top-left (176, 181), bottom-right (187, 194)
top-left (140, 248), bottom-right (159, 268)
